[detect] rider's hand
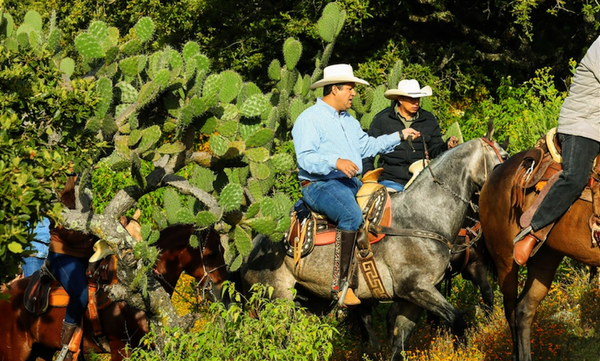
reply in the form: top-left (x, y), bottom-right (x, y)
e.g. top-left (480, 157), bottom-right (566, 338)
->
top-left (447, 136), bottom-right (459, 149)
top-left (401, 128), bottom-right (421, 141)
top-left (336, 158), bottom-right (359, 178)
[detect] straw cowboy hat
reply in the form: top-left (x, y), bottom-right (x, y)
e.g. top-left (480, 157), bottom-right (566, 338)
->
top-left (310, 64), bottom-right (369, 89)
top-left (384, 79), bottom-right (432, 100)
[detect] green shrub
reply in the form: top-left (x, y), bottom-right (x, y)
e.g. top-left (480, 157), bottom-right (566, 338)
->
top-left (459, 66), bottom-right (567, 153)
top-left (125, 283), bottom-right (339, 361)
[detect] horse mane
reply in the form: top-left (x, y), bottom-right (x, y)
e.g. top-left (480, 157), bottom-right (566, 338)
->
top-left (398, 139), bottom-right (479, 196)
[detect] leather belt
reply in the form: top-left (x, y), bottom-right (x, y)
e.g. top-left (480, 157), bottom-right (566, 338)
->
top-left (300, 180), bottom-right (311, 188)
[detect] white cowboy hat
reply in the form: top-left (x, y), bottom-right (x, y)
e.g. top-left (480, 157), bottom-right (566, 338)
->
top-left (310, 64), bottom-right (369, 89)
top-left (384, 79), bottom-right (432, 100)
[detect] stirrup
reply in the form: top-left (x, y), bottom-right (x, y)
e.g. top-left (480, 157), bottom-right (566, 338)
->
top-left (55, 345), bottom-right (70, 361)
top-left (513, 226), bottom-right (532, 245)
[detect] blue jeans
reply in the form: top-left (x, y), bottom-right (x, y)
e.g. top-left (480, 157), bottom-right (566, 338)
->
top-left (379, 180), bottom-right (405, 192)
top-left (22, 257), bottom-right (46, 278)
top-left (47, 252), bottom-right (89, 324)
top-left (302, 177), bottom-right (363, 231)
top-left (531, 134), bottom-right (600, 230)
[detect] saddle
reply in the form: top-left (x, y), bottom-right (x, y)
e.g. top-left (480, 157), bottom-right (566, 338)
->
top-left (284, 168), bottom-right (392, 262)
top-left (23, 240), bottom-right (119, 353)
top-left (511, 128), bottom-right (600, 246)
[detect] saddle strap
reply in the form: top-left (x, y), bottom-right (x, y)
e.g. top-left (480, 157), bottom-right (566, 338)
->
top-left (331, 231), bottom-right (342, 299)
top-left (357, 252), bottom-right (390, 300)
top-left (369, 224), bottom-right (452, 250)
top-left (87, 285), bottom-right (103, 337)
top-left (519, 170), bottom-right (562, 229)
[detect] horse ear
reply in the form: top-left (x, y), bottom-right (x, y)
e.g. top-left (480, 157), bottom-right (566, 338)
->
top-left (133, 209), bottom-right (141, 221)
top-left (59, 174), bottom-right (78, 209)
top-left (484, 119), bottom-right (495, 141)
top-left (501, 136), bottom-right (510, 150)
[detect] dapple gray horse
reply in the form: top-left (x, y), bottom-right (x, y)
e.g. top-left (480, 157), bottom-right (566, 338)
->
top-left (241, 122), bottom-right (507, 359)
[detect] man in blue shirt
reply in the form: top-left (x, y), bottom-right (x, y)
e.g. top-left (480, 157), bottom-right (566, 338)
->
top-left (292, 64), bottom-right (420, 306)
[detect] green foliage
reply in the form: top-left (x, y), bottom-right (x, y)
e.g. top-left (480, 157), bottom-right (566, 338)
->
top-left (459, 67), bottom-right (565, 153)
top-left (0, 16), bottom-right (101, 283)
top-left (124, 283), bottom-right (338, 361)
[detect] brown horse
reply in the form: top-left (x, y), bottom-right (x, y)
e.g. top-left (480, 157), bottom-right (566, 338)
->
top-left (151, 224), bottom-right (228, 300)
top-left (0, 222), bottom-right (227, 361)
top-left (479, 150), bottom-right (600, 361)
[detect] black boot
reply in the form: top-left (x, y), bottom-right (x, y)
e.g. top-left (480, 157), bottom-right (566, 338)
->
top-left (56, 321), bottom-right (77, 361)
top-left (338, 230), bottom-right (361, 306)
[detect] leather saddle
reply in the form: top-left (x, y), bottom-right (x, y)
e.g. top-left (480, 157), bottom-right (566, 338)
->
top-left (284, 168), bottom-right (392, 261)
top-left (24, 239), bottom-right (118, 316)
top-left (511, 128), bottom-right (600, 244)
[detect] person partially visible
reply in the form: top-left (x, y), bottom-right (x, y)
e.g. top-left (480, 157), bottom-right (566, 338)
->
top-left (22, 217), bottom-right (51, 277)
top-left (363, 79), bottom-right (458, 192)
top-left (513, 34), bottom-right (600, 266)
top-left (292, 64), bottom-right (420, 307)
top-left (46, 174), bottom-right (97, 361)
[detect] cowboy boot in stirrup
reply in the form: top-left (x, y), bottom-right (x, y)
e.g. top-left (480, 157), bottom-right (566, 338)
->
top-left (513, 226), bottom-right (540, 266)
top-left (56, 321), bottom-right (77, 361)
top-left (338, 230), bottom-right (361, 306)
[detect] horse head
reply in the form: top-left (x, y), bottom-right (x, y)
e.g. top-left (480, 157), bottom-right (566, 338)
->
top-left (152, 225), bottom-right (228, 303)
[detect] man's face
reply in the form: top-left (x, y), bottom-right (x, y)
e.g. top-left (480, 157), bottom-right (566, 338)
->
top-left (398, 96), bottom-right (420, 116)
top-left (333, 83), bottom-right (356, 111)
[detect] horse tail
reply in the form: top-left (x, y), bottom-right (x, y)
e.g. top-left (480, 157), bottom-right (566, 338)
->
top-left (477, 233), bottom-right (498, 281)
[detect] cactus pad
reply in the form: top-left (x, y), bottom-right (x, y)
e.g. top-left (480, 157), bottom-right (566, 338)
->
top-left (134, 17), bottom-right (154, 42)
top-left (283, 38), bottom-right (302, 70)
top-left (219, 70), bottom-right (242, 103)
top-left (244, 147), bottom-right (270, 162)
top-left (157, 142), bottom-right (185, 154)
top-left (246, 128), bottom-right (273, 147)
top-left (233, 227), bottom-right (253, 256)
top-left (196, 211), bottom-right (217, 228)
top-left (250, 161), bottom-right (271, 180)
top-left (270, 153), bottom-right (295, 172)
top-left (240, 93), bottom-right (270, 118)
top-left (220, 183), bottom-right (244, 211)
top-left (245, 217), bottom-right (277, 236)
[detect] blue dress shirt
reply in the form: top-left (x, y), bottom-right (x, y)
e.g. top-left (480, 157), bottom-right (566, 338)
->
top-left (292, 98), bottom-right (401, 181)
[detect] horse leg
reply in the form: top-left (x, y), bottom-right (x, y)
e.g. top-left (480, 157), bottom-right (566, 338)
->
top-left (461, 258), bottom-right (494, 312)
top-left (401, 283), bottom-right (467, 339)
top-left (355, 301), bottom-right (381, 353)
top-left (387, 300), bottom-right (424, 361)
top-left (27, 344), bottom-right (55, 361)
top-left (515, 248), bottom-right (563, 361)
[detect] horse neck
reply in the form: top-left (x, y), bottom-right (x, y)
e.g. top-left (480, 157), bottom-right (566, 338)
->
top-left (155, 225), bottom-right (194, 295)
top-left (390, 140), bottom-right (484, 240)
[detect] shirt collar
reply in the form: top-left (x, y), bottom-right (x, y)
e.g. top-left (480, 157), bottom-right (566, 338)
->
top-left (317, 98), bottom-right (348, 117)
top-left (394, 102), bottom-right (419, 122)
